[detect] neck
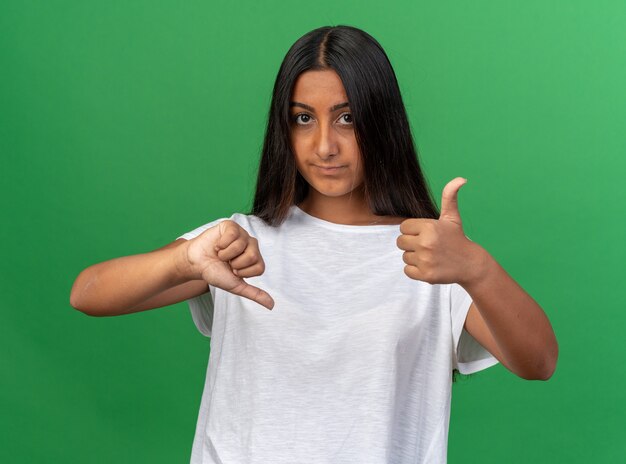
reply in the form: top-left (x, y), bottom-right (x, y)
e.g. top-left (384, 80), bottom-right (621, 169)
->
top-left (298, 189), bottom-right (399, 226)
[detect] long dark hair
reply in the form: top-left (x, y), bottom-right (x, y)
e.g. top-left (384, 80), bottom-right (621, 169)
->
top-left (251, 25), bottom-right (439, 226)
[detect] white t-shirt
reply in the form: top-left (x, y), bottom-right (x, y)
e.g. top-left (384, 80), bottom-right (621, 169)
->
top-left (177, 205), bottom-right (499, 464)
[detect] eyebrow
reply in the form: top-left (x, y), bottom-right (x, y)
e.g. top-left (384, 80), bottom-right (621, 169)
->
top-left (289, 101), bottom-right (350, 112)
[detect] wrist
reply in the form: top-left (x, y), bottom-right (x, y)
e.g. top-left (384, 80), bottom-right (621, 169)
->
top-left (172, 239), bottom-right (199, 281)
top-left (460, 242), bottom-right (497, 292)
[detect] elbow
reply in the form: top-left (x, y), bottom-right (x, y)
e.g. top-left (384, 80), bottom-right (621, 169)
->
top-left (70, 278), bottom-right (97, 317)
top-left (533, 361), bottom-right (557, 381)
top-left (509, 336), bottom-right (559, 381)
top-left (70, 271), bottom-right (84, 311)
top-left (529, 365), bottom-right (556, 381)
top-left (69, 284), bottom-right (84, 313)
top-left (69, 284), bottom-right (81, 311)
top-left (70, 287), bottom-right (122, 318)
top-left (70, 291), bottom-right (92, 316)
top-left (70, 299), bottom-right (103, 317)
top-left (541, 338), bottom-right (559, 380)
top-left (70, 269), bottom-right (120, 317)
top-left (70, 294), bottom-right (103, 317)
top-left (523, 341), bottom-right (559, 381)
top-left (541, 347), bottom-right (559, 381)
top-left (517, 363), bottom-right (556, 381)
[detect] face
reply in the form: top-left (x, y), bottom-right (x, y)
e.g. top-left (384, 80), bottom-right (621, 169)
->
top-left (289, 69), bottom-right (364, 201)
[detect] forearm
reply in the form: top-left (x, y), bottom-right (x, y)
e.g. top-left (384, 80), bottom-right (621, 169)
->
top-left (70, 241), bottom-right (194, 316)
top-left (462, 246), bottom-right (559, 379)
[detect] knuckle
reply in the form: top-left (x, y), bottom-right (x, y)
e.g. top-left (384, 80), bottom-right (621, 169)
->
top-left (241, 264), bottom-right (261, 277)
top-left (222, 232), bottom-right (237, 245)
top-left (247, 254), bottom-right (259, 267)
top-left (225, 221), bottom-right (240, 235)
top-left (235, 268), bottom-right (250, 277)
top-left (234, 238), bottom-right (247, 252)
top-left (422, 238), bottom-right (436, 250)
top-left (404, 265), bottom-right (416, 279)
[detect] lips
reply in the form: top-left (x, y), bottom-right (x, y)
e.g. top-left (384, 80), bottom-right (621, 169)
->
top-left (314, 165), bottom-right (346, 174)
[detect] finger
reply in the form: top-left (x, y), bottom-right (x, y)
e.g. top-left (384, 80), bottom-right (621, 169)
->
top-left (403, 264), bottom-right (422, 281)
top-left (229, 237), bottom-right (262, 269)
top-left (233, 262), bottom-right (265, 278)
top-left (229, 280), bottom-right (275, 310)
top-left (439, 177), bottom-right (467, 224)
top-left (396, 234), bottom-right (414, 251)
top-left (229, 248), bottom-right (260, 270)
top-left (401, 250), bottom-right (417, 265)
top-left (215, 221), bottom-right (244, 250)
top-left (399, 218), bottom-right (433, 235)
top-left (217, 238), bottom-right (247, 261)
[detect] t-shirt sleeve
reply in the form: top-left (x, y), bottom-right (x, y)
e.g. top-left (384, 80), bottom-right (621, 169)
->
top-left (176, 217), bottom-right (227, 337)
top-left (176, 218), bottom-right (224, 242)
top-left (449, 283), bottom-right (500, 374)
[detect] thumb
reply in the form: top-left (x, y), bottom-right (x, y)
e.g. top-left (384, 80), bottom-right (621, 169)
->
top-left (439, 177), bottom-right (467, 225)
top-left (229, 279), bottom-right (275, 310)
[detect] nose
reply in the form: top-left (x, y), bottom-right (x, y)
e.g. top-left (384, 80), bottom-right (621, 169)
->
top-left (314, 121), bottom-right (339, 161)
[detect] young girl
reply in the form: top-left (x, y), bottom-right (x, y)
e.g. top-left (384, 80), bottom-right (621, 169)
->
top-left (70, 25), bottom-right (558, 464)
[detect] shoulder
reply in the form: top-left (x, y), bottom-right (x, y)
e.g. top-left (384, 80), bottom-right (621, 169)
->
top-left (229, 211), bottom-right (282, 238)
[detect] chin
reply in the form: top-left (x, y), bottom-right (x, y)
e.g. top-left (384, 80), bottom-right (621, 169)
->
top-left (309, 182), bottom-right (363, 198)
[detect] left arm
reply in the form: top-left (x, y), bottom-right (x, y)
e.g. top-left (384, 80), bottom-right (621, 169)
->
top-left (397, 177), bottom-right (559, 381)
top-left (461, 245), bottom-right (558, 380)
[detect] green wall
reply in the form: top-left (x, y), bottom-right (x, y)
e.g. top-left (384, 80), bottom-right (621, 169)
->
top-left (1, 1), bottom-right (624, 462)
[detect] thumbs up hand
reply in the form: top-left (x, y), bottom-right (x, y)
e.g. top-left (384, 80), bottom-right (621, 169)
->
top-left (396, 177), bottom-right (484, 286)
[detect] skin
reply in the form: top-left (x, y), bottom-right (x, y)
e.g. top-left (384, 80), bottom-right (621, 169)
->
top-left (71, 69), bottom-right (558, 381)
top-left (70, 220), bottom-right (275, 314)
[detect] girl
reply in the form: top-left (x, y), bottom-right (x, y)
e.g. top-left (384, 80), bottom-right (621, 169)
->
top-left (70, 25), bottom-right (558, 464)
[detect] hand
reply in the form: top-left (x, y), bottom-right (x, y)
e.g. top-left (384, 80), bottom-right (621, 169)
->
top-left (184, 220), bottom-right (274, 310)
top-left (396, 177), bottom-right (484, 286)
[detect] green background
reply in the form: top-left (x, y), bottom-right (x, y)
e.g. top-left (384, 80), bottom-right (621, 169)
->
top-left (2, 1), bottom-right (624, 462)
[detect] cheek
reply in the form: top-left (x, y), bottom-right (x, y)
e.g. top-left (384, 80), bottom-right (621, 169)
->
top-left (292, 152), bottom-right (311, 182)
top-left (289, 138), bottom-right (303, 166)
top-left (290, 132), bottom-right (307, 153)
top-left (355, 164), bottom-right (365, 185)
top-left (352, 149), bottom-right (364, 179)
top-left (292, 146), bottom-right (306, 171)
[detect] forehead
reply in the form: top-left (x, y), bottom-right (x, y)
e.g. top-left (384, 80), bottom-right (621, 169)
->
top-left (291, 69), bottom-right (348, 105)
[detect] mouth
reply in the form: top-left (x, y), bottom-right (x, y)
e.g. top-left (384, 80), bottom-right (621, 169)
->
top-left (314, 165), bottom-right (346, 174)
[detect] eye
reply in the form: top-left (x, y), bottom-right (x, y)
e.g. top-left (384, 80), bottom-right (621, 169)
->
top-left (338, 112), bottom-right (353, 125)
top-left (293, 113), bottom-right (313, 125)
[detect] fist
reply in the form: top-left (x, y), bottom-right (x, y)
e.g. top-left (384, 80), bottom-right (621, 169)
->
top-left (396, 177), bottom-right (481, 285)
top-left (185, 220), bottom-right (274, 309)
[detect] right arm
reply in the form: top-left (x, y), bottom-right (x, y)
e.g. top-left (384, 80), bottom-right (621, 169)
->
top-left (69, 239), bottom-right (207, 317)
top-left (69, 220), bottom-right (274, 317)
